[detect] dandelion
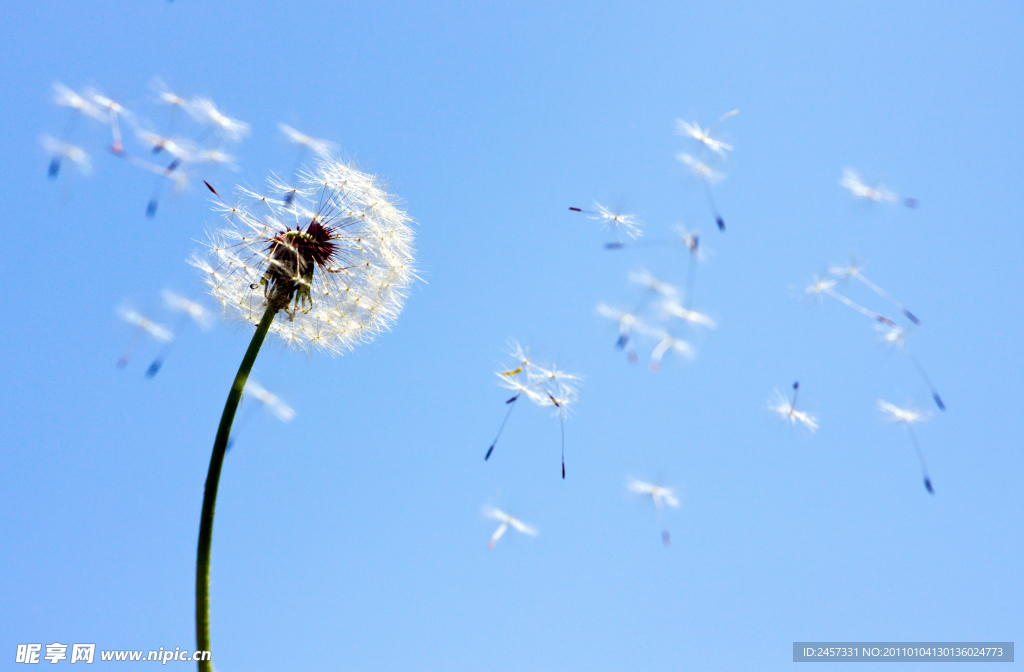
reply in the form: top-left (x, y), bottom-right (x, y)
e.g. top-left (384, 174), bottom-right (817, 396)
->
top-left (878, 326), bottom-right (945, 411)
top-left (676, 109), bottom-right (738, 158)
top-left (805, 275), bottom-right (895, 326)
top-left (190, 155), bottom-right (415, 670)
top-left (830, 256), bottom-right (919, 325)
top-left (569, 201), bottom-right (643, 241)
top-left (677, 152), bottom-right (727, 231)
top-left (191, 160), bottom-right (416, 353)
top-left (768, 381), bottom-right (818, 432)
top-left (841, 168), bottom-right (918, 208)
top-left (482, 506), bottom-right (537, 549)
top-left (628, 479), bottom-right (680, 546)
top-left (485, 341), bottom-right (580, 478)
top-left (878, 400), bottom-right (934, 494)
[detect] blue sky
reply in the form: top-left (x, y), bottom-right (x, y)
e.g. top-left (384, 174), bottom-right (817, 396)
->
top-left (2, 0), bottom-right (1021, 669)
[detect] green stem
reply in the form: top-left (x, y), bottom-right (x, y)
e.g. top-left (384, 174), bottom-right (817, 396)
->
top-left (196, 306), bottom-right (279, 671)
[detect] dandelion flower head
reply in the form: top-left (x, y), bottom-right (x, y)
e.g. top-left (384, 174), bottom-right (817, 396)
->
top-left (192, 157), bottom-right (416, 354)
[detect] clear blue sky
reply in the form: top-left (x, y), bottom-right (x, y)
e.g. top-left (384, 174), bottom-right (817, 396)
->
top-left (2, 0), bottom-right (1021, 669)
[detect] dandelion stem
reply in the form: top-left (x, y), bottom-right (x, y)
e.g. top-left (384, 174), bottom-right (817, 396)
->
top-left (195, 305), bottom-right (279, 671)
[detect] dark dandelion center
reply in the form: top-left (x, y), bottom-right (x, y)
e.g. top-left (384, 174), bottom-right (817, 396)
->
top-left (260, 219), bottom-right (337, 312)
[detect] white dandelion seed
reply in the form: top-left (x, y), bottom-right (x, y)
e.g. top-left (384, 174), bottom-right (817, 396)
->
top-left (629, 478), bottom-right (680, 546)
top-left (485, 341), bottom-right (580, 478)
top-left (768, 381), bottom-right (818, 432)
top-left (805, 275), bottom-right (896, 327)
top-left (878, 400), bottom-right (934, 494)
top-left (628, 269), bottom-right (680, 299)
top-left (878, 326), bottom-right (945, 411)
top-left (189, 97), bottom-right (250, 142)
top-left (677, 152), bottom-right (728, 231)
top-left (41, 135), bottom-right (91, 177)
top-left (152, 77), bottom-right (189, 110)
top-left (134, 128), bottom-right (196, 160)
top-left (279, 124), bottom-right (338, 157)
top-left (141, 291), bottom-right (217, 378)
top-left (676, 109), bottom-right (738, 158)
top-left (191, 158), bottom-right (417, 355)
top-left (482, 506), bottom-right (537, 549)
top-left (85, 88), bottom-right (133, 154)
top-left (841, 168), bottom-right (918, 208)
top-left (52, 83), bottom-right (106, 122)
top-left (830, 256), bottom-right (920, 325)
top-left (568, 201), bottom-right (643, 241)
top-left (660, 298), bottom-right (717, 329)
top-left (596, 302), bottom-right (641, 363)
top-left (162, 290), bottom-right (215, 331)
top-left (117, 307), bottom-right (174, 342)
top-left (48, 83), bottom-right (104, 178)
top-left (244, 380), bottom-right (297, 423)
top-left (607, 225), bottom-right (709, 307)
top-left (116, 305), bottom-right (174, 370)
top-left (634, 323), bottom-right (696, 372)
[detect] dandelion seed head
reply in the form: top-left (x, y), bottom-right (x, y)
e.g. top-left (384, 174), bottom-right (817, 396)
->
top-left (191, 157), bottom-right (416, 354)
